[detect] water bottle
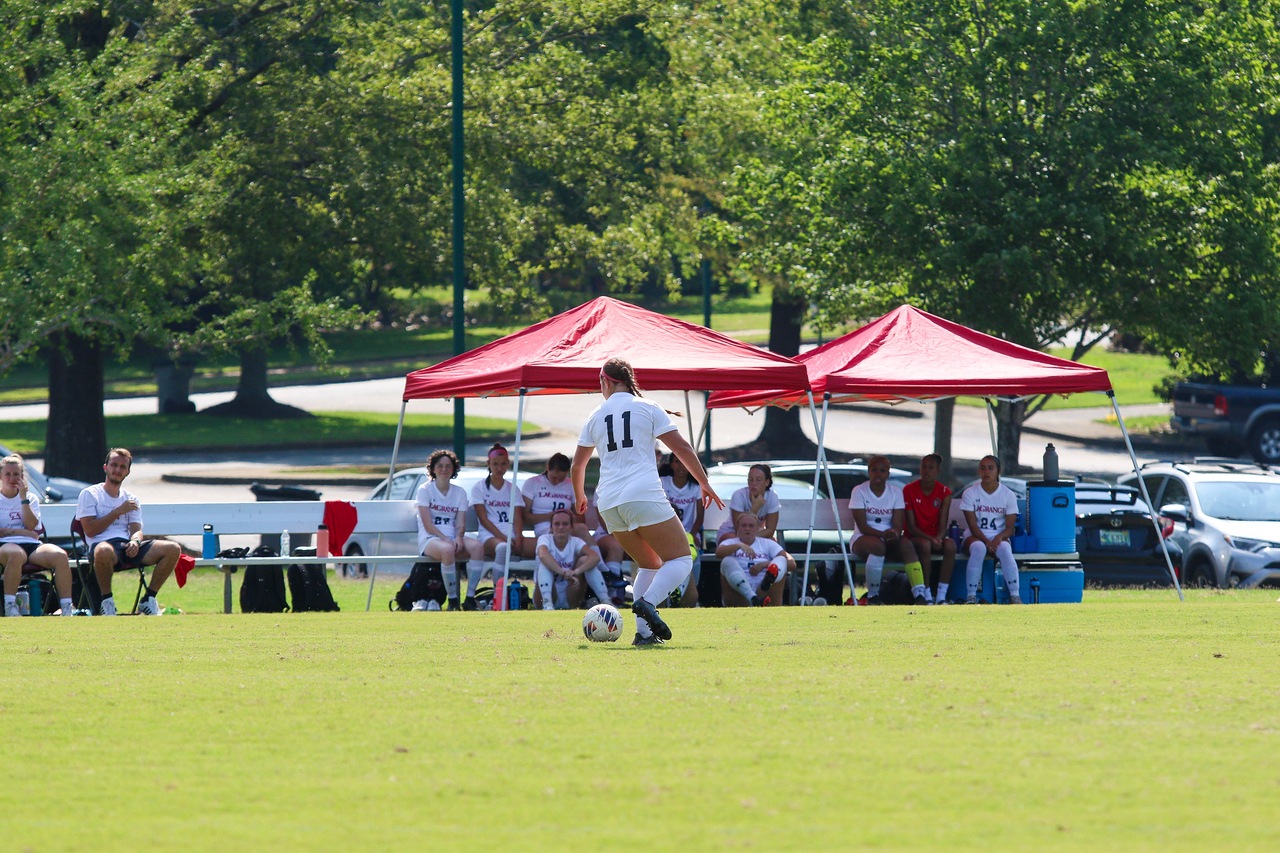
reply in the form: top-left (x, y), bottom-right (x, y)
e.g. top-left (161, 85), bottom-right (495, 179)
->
top-left (15, 590), bottom-right (29, 616)
top-left (280, 529), bottom-right (291, 558)
top-left (1030, 577), bottom-right (1041, 604)
top-left (1043, 443), bottom-right (1059, 482)
top-left (203, 524), bottom-right (216, 559)
top-left (316, 524), bottom-right (329, 559)
top-left (508, 579), bottom-right (522, 611)
top-left (948, 521), bottom-right (963, 548)
top-left (494, 577), bottom-right (505, 611)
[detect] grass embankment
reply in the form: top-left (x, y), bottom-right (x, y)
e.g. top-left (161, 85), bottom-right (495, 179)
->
top-left (1, 589), bottom-right (1276, 852)
top-left (0, 411), bottom-right (532, 456)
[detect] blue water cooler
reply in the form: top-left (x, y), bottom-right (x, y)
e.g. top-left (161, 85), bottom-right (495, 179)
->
top-left (1027, 481), bottom-right (1076, 553)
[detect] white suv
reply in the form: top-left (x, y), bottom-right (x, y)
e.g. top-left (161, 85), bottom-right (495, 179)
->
top-left (1118, 460), bottom-right (1280, 588)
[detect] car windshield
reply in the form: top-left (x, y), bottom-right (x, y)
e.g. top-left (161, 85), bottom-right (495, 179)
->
top-left (1195, 481), bottom-right (1280, 521)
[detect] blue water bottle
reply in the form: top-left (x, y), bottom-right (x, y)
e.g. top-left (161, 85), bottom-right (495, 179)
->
top-left (508, 580), bottom-right (521, 611)
top-left (1030, 577), bottom-right (1041, 605)
top-left (203, 524), bottom-right (216, 559)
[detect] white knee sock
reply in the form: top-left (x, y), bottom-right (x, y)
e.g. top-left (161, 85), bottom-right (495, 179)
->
top-left (536, 566), bottom-right (556, 610)
top-left (720, 556), bottom-right (755, 603)
top-left (494, 543), bottom-right (510, 579)
top-left (632, 568), bottom-right (657, 636)
top-left (936, 582), bottom-right (949, 602)
top-left (466, 563), bottom-right (482, 597)
top-left (442, 563), bottom-right (459, 599)
top-left (604, 560), bottom-right (621, 577)
top-left (865, 554), bottom-right (885, 597)
top-left (995, 541), bottom-right (1019, 597)
top-left (966, 542), bottom-right (988, 597)
top-left (642, 555), bottom-right (693, 608)
top-left (584, 568), bottom-right (611, 603)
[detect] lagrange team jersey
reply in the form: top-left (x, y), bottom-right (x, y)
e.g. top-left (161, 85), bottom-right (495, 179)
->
top-left (848, 481), bottom-right (904, 533)
top-left (536, 533), bottom-right (589, 574)
top-left (470, 477), bottom-right (513, 539)
top-left (902, 480), bottom-right (951, 537)
top-left (415, 480), bottom-right (469, 552)
top-left (661, 476), bottom-right (702, 534)
top-left (521, 474), bottom-right (577, 537)
top-left (720, 535), bottom-right (786, 572)
top-left (715, 487), bottom-right (782, 539)
top-left (578, 392), bottom-right (674, 511)
top-left (0, 490), bottom-right (41, 544)
top-left (960, 482), bottom-right (1020, 537)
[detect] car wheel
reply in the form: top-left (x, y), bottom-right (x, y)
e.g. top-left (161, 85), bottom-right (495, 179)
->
top-left (1249, 417), bottom-right (1280, 465)
top-left (1187, 559), bottom-right (1218, 589)
top-left (1205, 435), bottom-right (1244, 458)
top-left (342, 543), bottom-right (366, 578)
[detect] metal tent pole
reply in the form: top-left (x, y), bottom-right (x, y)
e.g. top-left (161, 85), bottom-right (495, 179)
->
top-left (501, 389), bottom-right (528, 608)
top-left (368, 399), bottom-right (409, 611)
top-left (985, 398), bottom-right (998, 455)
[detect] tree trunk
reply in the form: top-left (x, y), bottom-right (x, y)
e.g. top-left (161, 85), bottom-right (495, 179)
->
top-left (757, 287), bottom-right (812, 452)
top-left (996, 398), bottom-right (1027, 475)
top-left (44, 332), bottom-right (107, 483)
top-left (202, 345), bottom-right (312, 419)
top-left (933, 398), bottom-right (955, 484)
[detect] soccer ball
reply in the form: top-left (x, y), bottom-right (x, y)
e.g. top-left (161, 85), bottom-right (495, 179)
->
top-left (582, 603), bottom-right (624, 642)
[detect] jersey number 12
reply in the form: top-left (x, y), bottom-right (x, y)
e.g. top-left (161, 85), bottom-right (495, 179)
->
top-left (603, 411), bottom-right (633, 452)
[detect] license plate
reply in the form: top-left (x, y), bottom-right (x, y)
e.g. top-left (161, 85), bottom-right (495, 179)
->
top-left (1099, 529), bottom-right (1131, 547)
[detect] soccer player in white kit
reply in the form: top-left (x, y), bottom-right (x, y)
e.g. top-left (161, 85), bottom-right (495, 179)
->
top-left (572, 358), bottom-right (723, 646)
top-left (535, 509), bottom-right (611, 610)
top-left (960, 455), bottom-right (1022, 604)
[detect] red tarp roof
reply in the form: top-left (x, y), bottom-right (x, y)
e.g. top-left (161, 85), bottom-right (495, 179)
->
top-left (403, 297), bottom-right (810, 400)
top-left (707, 305), bottom-right (1112, 410)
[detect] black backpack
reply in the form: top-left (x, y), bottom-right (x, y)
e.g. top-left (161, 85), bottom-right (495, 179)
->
top-left (392, 562), bottom-right (445, 611)
top-left (288, 562), bottom-right (341, 613)
top-left (239, 546), bottom-right (290, 613)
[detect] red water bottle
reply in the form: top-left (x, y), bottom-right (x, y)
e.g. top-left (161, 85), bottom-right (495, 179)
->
top-left (316, 524), bottom-right (329, 559)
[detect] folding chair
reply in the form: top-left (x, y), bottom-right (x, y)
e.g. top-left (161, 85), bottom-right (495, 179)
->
top-left (68, 518), bottom-right (148, 614)
top-left (16, 523), bottom-right (64, 615)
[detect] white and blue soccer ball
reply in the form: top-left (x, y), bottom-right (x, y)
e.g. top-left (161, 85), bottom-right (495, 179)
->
top-left (582, 603), bottom-right (624, 642)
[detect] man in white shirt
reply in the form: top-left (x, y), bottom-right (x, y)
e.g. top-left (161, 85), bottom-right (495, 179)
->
top-left (75, 448), bottom-right (181, 616)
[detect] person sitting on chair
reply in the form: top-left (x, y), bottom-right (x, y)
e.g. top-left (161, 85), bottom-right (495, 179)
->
top-left (75, 448), bottom-right (180, 616)
top-left (1, 454), bottom-right (75, 616)
top-left (849, 455), bottom-right (927, 605)
top-left (716, 512), bottom-right (789, 607)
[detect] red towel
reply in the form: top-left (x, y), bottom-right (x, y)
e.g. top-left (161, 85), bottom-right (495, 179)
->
top-left (323, 501), bottom-right (359, 554)
top-left (175, 554), bottom-right (196, 588)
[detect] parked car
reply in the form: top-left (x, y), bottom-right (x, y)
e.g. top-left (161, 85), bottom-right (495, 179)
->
top-left (707, 459), bottom-right (911, 500)
top-left (0, 443), bottom-right (90, 506)
top-left (1118, 460), bottom-right (1280, 588)
top-left (1073, 483), bottom-right (1182, 586)
top-left (1170, 380), bottom-right (1280, 462)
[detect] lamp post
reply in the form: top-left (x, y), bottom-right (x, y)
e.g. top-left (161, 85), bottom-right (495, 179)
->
top-left (451, 0), bottom-right (466, 459)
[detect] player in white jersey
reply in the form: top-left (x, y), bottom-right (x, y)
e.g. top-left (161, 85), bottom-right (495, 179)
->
top-left (534, 510), bottom-right (610, 610)
top-left (715, 513), bottom-right (790, 606)
top-left (0, 454), bottom-right (75, 616)
top-left (959, 455), bottom-right (1022, 604)
top-left (465, 443), bottom-right (518, 610)
top-left (572, 358), bottom-right (723, 646)
top-left (714, 464), bottom-right (782, 543)
top-left (848, 456), bottom-right (927, 604)
top-left (415, 449), bottom-right (483, 610)
top-left (661, 452), bottom-right (705, 607)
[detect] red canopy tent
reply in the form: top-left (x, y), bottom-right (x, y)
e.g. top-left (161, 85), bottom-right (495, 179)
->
top-left (705, 305), bottom-right (1180, 602)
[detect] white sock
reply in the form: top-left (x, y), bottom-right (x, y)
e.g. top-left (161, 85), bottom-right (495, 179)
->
top-left (442, 563), bottom-right (459, 599)
top-left (584, 568), bottom-right (611, 603)
top-left (536, 566), bottom-right (555, 610)
top-left (61, 597), bottom-right (74, 613)
top-left (604, 561), bottom-right (621, 577)
top-left (642, 555), bottom-right (693, 608)
top-left (911, 584), bottom-right (927, 600)
top-left (466, 563), bottom-right (482, 597)
top-left (967, 542), bottom-right (988, 597)
top-left (632, 569), bottom-right (657, 636)
top-left (865, 554), bottom-right (885, 597)
top-left (996, 541), bottom-right (1019, 597)
top-left (4, 594), bottom-right (14, 606)
top-left (494, 543), bottom-right (510, 580)
top-left (720, 556), bottom-right (756, 602)
top-left (936, 582), bottom-right (949, 602)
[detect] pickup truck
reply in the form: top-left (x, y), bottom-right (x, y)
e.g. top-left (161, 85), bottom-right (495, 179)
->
top-left (1170, 381), bottom-right (1280, 464)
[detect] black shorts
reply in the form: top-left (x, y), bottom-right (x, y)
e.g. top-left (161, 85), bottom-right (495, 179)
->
top-left (101, 538), bottom-right (154, 570)
top-left (3, 542), bottom-right (41, 558)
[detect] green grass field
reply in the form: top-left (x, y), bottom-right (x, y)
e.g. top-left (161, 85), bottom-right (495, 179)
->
top-left (3, 584), bottom-right (1277, 852)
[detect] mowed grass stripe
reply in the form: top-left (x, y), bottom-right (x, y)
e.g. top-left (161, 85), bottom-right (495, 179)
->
top-left (1, 591), bottom-right (1277, 852)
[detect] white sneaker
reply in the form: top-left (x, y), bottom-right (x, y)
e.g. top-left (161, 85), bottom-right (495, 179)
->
top-left (936, 599), bottom-right (950, 606)
top-left (965, 596), bottom-right (979, 605)
top-left (425, 600), bottom-right (441, 611)
top-left (4, 601), bottom-right (20, 618)
top-left (138, 596), bottom-right (160, 616)
top-left (60, 607), bottom-right (76, 616)
top-left (411, 599), bottom-right (430, 612)
top-left (99, 598), bottom-right (118, 616)
top-left (1008, 594), bottom-right (1023, 605)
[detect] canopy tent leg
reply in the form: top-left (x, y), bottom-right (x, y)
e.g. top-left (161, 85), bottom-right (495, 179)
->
top-left (985, 398), bottom-right (998, 455)
top-left (1110, 392), bottom-right (1184, 601)
top-left (695, 408), bottom-right (710, 455)
top-left (368, 399), bottom-right (409, 611)
top-left (683, 390), bottom-right (698, 448)
top-left (800, 393), bottom-right (855, 605)
top-left (501, 389), bottom-right (528, 608)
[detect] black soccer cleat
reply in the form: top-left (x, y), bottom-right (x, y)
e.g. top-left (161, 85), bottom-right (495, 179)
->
top-left (446, 598), bottom-right (461, 611)
top-left (750, 593), bottom-right (765, 607)
top-left (760, 566), bottom-right (779, 592)
top-left (462, 596), bottom-right (477, 611)
top-left (865, 595), bottom-right (885, 606)
top-left (913, 594), bottom-right (928, 606)
top-left (632, 632), bottom-right (665, 647)
top-left (632, 598), bottom-right (671, 641)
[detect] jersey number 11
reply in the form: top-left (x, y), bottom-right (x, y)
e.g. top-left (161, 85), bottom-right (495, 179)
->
top-left (603, 411), bottom-right (633, 452)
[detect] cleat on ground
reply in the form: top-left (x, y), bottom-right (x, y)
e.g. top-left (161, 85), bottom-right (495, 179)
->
top-left (632, 598), bottom-right (671, 641)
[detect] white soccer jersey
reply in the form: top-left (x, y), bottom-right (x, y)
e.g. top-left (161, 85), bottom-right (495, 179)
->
top-left (716, 486), bottom-right (782, 538)
top-left (521, 474), bottom-right (577, 537)
top-left (578, 392), bottom-right (675, 511)
top-left (720, 536), bottom-right (786, 573)
top-left (75, 483), bottom-right (142, 546)
top-left (536, 533), bottom-right (588, 574)
top-left (849, 481), bottom-right (904, 533)
top-left (470, 476), bottom-right (513, 541)
top-left (415, 480), bottom-right (469, 552)
top-left (960, 482), bottom-right (1020, 537)
top-left (661, 475), bottom-right (702, 534)
top-left (0, 490), bottom-right (41, 544)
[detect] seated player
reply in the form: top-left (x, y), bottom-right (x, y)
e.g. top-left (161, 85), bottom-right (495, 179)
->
top-left (1, 454), bottom-right (74, 616)
top-left (715, 513), bottom-right (789, 607)
top-left (415, 449), bottom-right (483, 610)
top-left (960, 456), bottom-right (1022, 604)
top-left (848, 455), bottom-right (927, 605)
top-left (534, 509), bottom-right (610, 610)
top-left (903, 453), bottom-right (957, 604)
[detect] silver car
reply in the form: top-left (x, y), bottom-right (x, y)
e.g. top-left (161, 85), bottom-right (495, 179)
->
top-left (1118, 460), bottom-right (1280, 588)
